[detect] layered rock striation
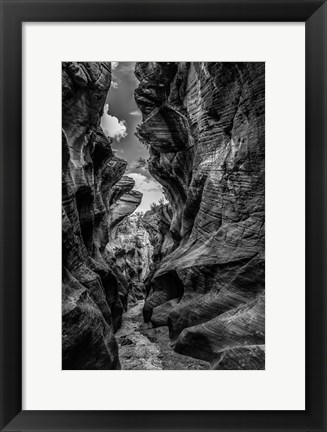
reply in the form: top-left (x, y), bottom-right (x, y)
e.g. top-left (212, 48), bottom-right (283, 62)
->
top-left (107, 213), bottom-right (153, 302)
top-left (142, 203), bottom-right (174, 266)
top-left (135, 62), bottom-right (265, 369)
top-left (62, 62), bottom-right (142, 369)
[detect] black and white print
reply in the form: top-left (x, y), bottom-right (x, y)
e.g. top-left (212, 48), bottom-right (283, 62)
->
top-left (62, 62), bottom-right (265, 370)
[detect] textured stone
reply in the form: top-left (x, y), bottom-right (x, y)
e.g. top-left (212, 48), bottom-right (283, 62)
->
top-left (135, 62), bottom-right (265, 369)
top-left (110, 190), bottom-right (143, 233)
top-left (62, 62), bottom-right (141, 369)
top-left (116, 301), bottom-right (210, 370)
top-left (62, 268), bottom-right (120, 370)
top-left (109, 175), bottom-right (135, 205)
top-left (151, 298), bottom-right (179, 328)
top-left (106, 213), bottom-right (153, 304)
top-left (142, 204), bottom-right (174, 265)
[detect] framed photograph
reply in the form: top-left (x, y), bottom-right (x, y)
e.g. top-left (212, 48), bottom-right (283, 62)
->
top-left (0, 0), bottom-right (326, 431)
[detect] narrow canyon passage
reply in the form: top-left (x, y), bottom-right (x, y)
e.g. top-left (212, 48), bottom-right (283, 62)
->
top-left (108, 209), bottom-right (211, 369)
top-left (116, 300), bottom-right (209, 370)
top-left (62, 62), bottom-right (265, 370)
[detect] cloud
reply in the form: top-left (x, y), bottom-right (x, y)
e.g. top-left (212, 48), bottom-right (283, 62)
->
top-left (119, 63), bottom-right (135, 75)
top-left (127, 161), bottom-right (138, 170)
top-left (101, 104), bottom-right (127, 142)
top-left (128, 172), bottom-right (167, 212)
top-left (129, 109), bottom-right (141, 116)
top-left (111, 62), bottom-right (119, 70)
top-left (111, 81), bottom-right (119, 89)
top-left (117, 62), bottom-right (138, 84)
top-left (128, 158), bottom-right (146, 169)
top-left (126, 159), bottom-right (152, 180)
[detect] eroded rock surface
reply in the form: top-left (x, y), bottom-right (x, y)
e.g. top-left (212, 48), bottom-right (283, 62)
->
top-left (62, 62), bottom-right (142, 369)
top-left (109, 189), bottom-right (143, 235)
top-left (142, 203), bottom-right (174, 266)
top-left (106, 213), bottom-right (153, 302)
top-left (116, 301), bottom-right (210, 370)
top-left (135, 62), bottom-right (265, 369)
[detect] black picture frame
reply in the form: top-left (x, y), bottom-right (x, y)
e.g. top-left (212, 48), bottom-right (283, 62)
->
top-left (0, 0), bottom-right (326, 431)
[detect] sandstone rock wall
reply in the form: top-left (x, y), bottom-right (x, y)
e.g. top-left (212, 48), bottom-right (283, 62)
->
top-left (142, 203), bottom-right (174, 266)
top-left (107, 213), bottom-right (153, 302)
top-left (62, 62), bottom-right (141, 369)
top-left (135, 62), bottom-right (265, 369)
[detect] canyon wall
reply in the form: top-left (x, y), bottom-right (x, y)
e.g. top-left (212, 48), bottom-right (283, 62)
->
top-left (107, 213), bottom-right (153, 302)
top-left (135, 62), bottom-right (265, 369)
top-left (142, 203), bottom-right (174, 266)
top-left (62, 62), bottom-right (141, 369)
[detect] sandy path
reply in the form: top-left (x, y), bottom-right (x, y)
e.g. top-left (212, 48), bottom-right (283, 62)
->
top-left (116, 301), bottom-right (210, 370)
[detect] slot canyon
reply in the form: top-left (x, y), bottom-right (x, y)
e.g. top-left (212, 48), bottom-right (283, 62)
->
top-left (62, 61), bottom-right (265, 370)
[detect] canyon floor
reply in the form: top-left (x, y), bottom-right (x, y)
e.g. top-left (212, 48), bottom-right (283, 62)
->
top-left (116, 301), bottom-right (210, 370)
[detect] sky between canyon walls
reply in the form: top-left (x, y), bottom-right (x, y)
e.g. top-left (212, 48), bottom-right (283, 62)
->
top-left (100, 61), bottom-right (166, 213)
